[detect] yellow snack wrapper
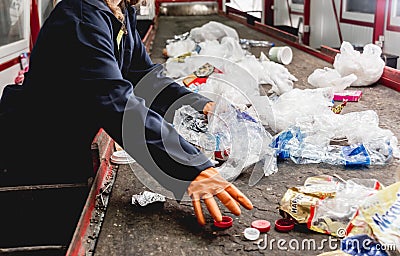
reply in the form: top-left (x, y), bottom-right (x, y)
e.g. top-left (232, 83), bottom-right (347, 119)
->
top-left (347, 181), bottom-right (400, 252)
top-left (279, 187), bottom-right (321, 223)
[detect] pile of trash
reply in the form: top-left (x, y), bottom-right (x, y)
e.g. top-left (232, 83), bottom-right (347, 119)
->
top-left (279, 175), bottom-right (400, 255)
top-left (163, 21), bottom-right (399, 184)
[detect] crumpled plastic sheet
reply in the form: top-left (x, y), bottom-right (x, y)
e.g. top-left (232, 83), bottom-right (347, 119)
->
top-left (333, 41), bottom-right (385, 87)
top-left (131, 191), bottom-right (166, 206)
top-left (268, 87), bottom-right (335, 133)
top-left (271, 118), bottom-right (397, 166)
top-left (309, 178), bottom-right (382, 236)
top-left (173, 105), bottom-right (209, 151)
top-left (308, 67), bottom-right (358, 92)
top-left (173, 98), bottom-right (276, 182)
top-left (189, 21), bottom-right (239, 43)
top-left (209, 98), bottom-right (275, 181)
top-left (166, 55), bottom-right (261, 100)
top-left (235, 53), bottom-right (297, 96)
top-left (198, 37), bottom-right (246, 62)
top-left (165, 39), bottom-right (196, 58)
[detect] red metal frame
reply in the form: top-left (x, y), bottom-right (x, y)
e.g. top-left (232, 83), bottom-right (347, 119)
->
top-left (387, 0), bottom-right (400, 32)
top-left (373, 0), bottom-right (386, 42)
top-left (30, 0), bottom-right (41, 51)
top-left (0, 57), bottom-right (20, 72)
top-left (303, 0), bottom-right (310, 45)
top-left (264, 0), bottom-right (274, 26)
top-left (66, 129), bottom-right (115, 256)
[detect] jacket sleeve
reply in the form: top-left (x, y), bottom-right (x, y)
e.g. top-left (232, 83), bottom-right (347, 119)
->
top-left (76, 18), bottom-right (213, 200)
top-left (125, 10), bottom-right (211, 121)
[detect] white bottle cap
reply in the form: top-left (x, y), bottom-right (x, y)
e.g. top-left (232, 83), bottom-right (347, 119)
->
top-left (244, 227), bottom-right (260, 240)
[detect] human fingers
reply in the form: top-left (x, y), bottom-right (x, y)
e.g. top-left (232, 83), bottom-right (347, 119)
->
top-left (192, 195), bottom-right (206, 225)
top-left (216, 190), bottom-right (241, 216)
top-left (225, 185), bottom-right (253, 210)
top-left (203, 195), bottom-right (222, 222)
top-left (203, 101), bottom-right (216, 116)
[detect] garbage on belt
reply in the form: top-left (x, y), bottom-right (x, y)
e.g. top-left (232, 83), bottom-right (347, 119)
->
top-left (165, 21), bottom-right (399, 186)
top-left (131, 191), bottom-right (166, 207)
top-left (268, 87), bottom-right (399, 166)
top-left (316, 182), bottom-right (400, 256)
top-left (279, 175), bottom-right (383, 237)
top-left (346, 181), bottom-right (400, 254)
top-left (173, 98), bottom-right (277, 182)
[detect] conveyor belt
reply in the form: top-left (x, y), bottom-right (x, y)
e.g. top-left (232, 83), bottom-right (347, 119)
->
top-left (93, 13), bottom-right (400, 256)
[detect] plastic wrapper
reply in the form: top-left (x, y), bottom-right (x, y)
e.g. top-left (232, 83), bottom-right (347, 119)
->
top-left (236, 53), bottom-right (297, 96)
top-left (279, 175), bottom-right (342, 223)
top-left (331, 99), bottom-right (348, 114)
top-left (173, 96), bottom-right (276, 182)
top-left (347, 182), bottom-right (400, 253)
top-left (173, 105), bottom-right (208, 143)
top-left (309, 179), bottom-right (382, 237)
top-left (207, 98), bottom-right (275, 181)
top-left (165, 31), bottom-right (190, 45)
top-left (131, 191), bottom-right (166, 206)
top-left (279, 175), bottom-right (383, 237)
top-left (198, 37), bottom-right (246, 62)
top-left (333, 42), bottom-right (385, 87)
top-left (239, 38), bottom-right (275, 48)
top-left (165, 39), bottom-right (196, 58)
top-left (269, 87), bottom-right (335, 133)
top-left (307, 67), bottom-right (357, 91)
top-left (165, 55), bottom-right (260, 100)
top-left (268, 87), bottom-right (399, 165)
top-left (189, 21), bottom-right (239, 43)
top-left (271, 125), bottom-right (394, 166)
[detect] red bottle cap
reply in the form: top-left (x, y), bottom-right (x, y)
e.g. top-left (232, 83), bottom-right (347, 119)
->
top-left (251, 220), bottom-right (271, 233)
top-left (214, 216), bottom-right (233, 228)
top-left (275, 218), bottom-right (295, 232)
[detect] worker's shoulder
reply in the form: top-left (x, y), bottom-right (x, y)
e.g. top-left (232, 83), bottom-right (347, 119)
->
top-left (55, 0), bottom-right (114, 23)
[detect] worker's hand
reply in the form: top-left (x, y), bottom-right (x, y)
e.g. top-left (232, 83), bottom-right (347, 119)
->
top-left (187, 167), bottom-right (253, 225)
top-left (202, 101), bottom-right (216, 116)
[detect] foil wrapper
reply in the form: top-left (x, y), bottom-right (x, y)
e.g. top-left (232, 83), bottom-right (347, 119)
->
top-left (132, 191), bottom-right (166, 206)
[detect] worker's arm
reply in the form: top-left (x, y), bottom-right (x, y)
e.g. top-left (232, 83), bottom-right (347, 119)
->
top-left (75, 14), bottom-right (213, 199)
top-left (125, 6), bottom-right (212, 121)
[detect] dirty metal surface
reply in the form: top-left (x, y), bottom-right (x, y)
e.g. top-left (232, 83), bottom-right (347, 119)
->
top-left (94, 15), bottom-right (400, 255)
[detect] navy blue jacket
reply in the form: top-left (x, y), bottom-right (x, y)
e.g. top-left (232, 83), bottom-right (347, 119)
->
top-left (0, 0), bottom-right (213, 199)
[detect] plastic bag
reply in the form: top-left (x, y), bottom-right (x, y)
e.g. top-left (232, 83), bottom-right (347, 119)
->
top-left (165, 39), bottom-right (196, 58)
top-left (236, 52), bottom-right (297, 96)
top-left (308, 67), bottom-right (357, 92)
top-left (198, 37), bottom-right (245, 62)
top-left (333, 42), bottom-right (385, 87)
top-left (269, 87), bottom-right (335, 132)
top-left (189, 21), bottom-right (239, 43)
top-left (208, 97), bottom-right (274, 181)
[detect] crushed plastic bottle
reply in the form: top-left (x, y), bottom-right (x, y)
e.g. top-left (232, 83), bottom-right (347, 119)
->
top-left (270, 126), bottom-right (393, 166)
top-left (239, 38), bottom-right (275, 49)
